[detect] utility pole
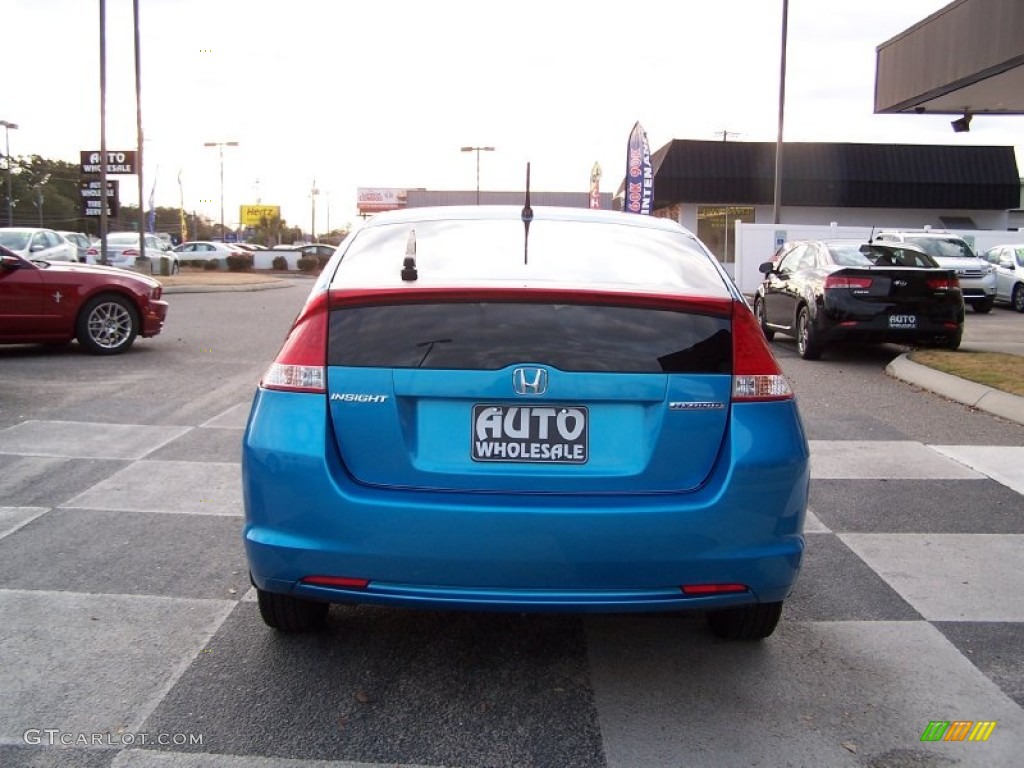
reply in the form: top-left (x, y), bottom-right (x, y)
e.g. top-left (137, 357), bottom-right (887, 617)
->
top-left (0, 120), bottom-right (17, 226)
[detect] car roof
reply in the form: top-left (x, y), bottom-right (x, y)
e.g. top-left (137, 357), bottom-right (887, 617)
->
top-left (877, 230), bottom-right (968, 239)
top-left (819, 239), bottom-right (928, 252)
top-left (329, 205), bottom-right (730, 298)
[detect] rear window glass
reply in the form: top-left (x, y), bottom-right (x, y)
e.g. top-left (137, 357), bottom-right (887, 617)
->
top-left (328, 302), bottom-right (732, 374)
top-left (331, 218), bottom-right (731, 297)
top-left (830, 244), bottom-right (937, 268)
top-left (905, 237), bottom-right (973, 259)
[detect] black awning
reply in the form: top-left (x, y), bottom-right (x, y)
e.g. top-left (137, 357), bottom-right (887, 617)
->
top-left (650, 140), bottom-right (1020, 210)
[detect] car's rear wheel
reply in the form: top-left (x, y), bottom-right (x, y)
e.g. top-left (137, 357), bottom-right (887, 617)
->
top-left (75, 294), bottom-right (139, 355)
top-left (970, 297), bottom-right (994, 314)
top-left (706, 601), bottom-right (783, 640)
top-left (1012, 285), bottom-right (1024, 313)
top-left (941, 328), bottom-right (963, 350)
top-left (256, 588), bottom-right (329, 632)
top-left (796, 306), bottom-right (822, 360)
top-left (753, 297), bottom-right (774, 341)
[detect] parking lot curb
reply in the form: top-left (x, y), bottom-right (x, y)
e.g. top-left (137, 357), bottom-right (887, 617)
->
top-left (886, 353), bottom-right (1024, 426)
top-left (161, 279), bottom-right (294, 294)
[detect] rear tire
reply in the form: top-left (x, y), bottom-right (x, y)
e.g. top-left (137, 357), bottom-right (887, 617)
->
top-left (706, 602), bottom-right (783, 640)
top-left (257, 588), bottom-right (329, 632)
top-left (1012, 285), bottom-right (1024, 313)
top-left (753, 297), bottom-right (774, 341)
top-left (942, 328), bottom-right (963, 350)
top-left (970, 297), bottom-right (994, 314)
top-left (796, 306), bottom-right (822, 360)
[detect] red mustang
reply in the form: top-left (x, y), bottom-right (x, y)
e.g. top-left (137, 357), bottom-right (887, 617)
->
top-left (0, 245), bottom-right (168, 354)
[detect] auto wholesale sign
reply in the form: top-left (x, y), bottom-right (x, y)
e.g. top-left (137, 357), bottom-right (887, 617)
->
top-left (80, 179), bottom-right (120, 216)
top-left (80, 150), bottom-right (137, 175)
top-left (239, 205), bottom-right (280, 226)
top-left (357, 187), bottom-right (408, 215)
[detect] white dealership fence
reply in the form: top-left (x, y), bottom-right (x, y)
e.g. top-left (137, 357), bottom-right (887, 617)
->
top-left (731, 222), bottom-right (1017, 295)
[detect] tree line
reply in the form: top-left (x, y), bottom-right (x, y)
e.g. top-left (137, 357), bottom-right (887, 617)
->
top-left (0, 154), bottom-right (348, 246)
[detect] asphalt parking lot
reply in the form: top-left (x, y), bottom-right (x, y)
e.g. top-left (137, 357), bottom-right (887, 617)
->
top-left (1, 281), bottom-right (1023, 767)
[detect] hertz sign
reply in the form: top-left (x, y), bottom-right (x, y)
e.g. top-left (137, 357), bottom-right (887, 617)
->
top-left (239, 205), bottom-right (280, 226)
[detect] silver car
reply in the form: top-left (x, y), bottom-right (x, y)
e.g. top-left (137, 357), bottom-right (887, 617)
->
top-left (56, 231), bottom-right (93, 262)
top-left (874, 231), bottom-right (997, 313)
top-left (982, 244), bottom-right (1024, 312)
top-left (85, 232), bottom-right (180, 275)
top-left (0, 227), bottom-right (79, 262)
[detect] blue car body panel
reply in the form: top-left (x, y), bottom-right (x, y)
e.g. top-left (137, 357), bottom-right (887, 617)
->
top-left (242, 387), bottom-right (809, 613)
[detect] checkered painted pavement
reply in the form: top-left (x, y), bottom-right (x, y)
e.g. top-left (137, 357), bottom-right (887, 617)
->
top-left (1, 408), bottom-right (1023, 767)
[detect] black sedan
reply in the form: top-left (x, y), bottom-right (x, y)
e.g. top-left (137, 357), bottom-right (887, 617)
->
top-left (752, 240), bottom-right (964, 360)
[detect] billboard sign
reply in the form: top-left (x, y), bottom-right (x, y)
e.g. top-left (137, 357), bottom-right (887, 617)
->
top-left (239, 205), bottom-right (281, 226)
top-left (357, 187), bottom-right (408, 215)
top-left (80, 150), bottom-right (137, 175)
top-left (80, 179), bottom-right (119, 217)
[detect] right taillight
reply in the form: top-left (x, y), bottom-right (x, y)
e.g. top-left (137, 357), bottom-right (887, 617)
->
top-left (731, 300), bottom-right (793, 402)
top-left (260, 291), bottom-right (328, 393)
top-left (926, 277), bottom-right (959, 291)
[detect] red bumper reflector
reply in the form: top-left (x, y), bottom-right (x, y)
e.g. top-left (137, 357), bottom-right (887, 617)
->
top-left (301, 576), bottom-right (370, 589)
top-left (681, 583), bottom-right (748, 595)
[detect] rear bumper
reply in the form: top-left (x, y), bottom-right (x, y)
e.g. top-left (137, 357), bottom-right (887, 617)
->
top-left (817, 296), bottom-right (963, 345)
top-left (242, 389), bottom-right (810, 613)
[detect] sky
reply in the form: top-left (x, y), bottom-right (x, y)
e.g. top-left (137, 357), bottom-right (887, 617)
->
top-left (6, 0), bottom-right (1024, 235)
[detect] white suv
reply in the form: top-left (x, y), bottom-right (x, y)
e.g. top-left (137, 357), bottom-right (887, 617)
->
top-left (874, 230), bottom-right (997, 313)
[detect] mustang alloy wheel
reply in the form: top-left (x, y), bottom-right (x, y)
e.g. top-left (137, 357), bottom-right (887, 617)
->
top-left (75, 294), bottom-right (140, 355)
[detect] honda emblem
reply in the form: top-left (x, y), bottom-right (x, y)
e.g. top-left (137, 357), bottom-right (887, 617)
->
top-left (512, 367), bottom-right (548, 396)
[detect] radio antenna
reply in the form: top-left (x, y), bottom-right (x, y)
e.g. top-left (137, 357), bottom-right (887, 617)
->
top-left (521, 162), bottom-right (533, 265)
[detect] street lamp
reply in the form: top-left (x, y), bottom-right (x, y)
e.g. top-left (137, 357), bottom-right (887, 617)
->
top-left (310, 180), bottom-right (319, 242)
top-left (204, 140), bottom-right (238, 239)
top-left (1, 120), bottom-right (18, 227)
top-left (460, 145), bottom-right (495, 205)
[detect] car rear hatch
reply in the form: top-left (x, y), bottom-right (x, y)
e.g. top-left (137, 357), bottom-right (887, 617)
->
top-left (325, 288), bottom-right (735, 494)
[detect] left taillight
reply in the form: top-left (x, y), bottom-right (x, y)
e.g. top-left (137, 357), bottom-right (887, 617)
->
top-left (260, 291), bottom-right (328, 393)
top-left (731, 300), bottom-right (794, 402)
top-left (824, 275), bottom-right (872, 290)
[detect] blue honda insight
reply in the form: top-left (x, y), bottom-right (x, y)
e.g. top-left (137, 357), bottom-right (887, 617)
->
top-left (243, 206), bottom-right (809, 640)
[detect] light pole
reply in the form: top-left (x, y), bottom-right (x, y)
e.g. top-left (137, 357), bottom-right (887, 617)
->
top-left (310, 180), bottom-right (319, 242)
top-left (1, 120), bottom-right (17, 227)
top-left (204, 140), bottom-right (238, 240)
top-left (460, 146), bottom-right (495, 205)
top-left (772, 0), bottom-right (789, 225)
